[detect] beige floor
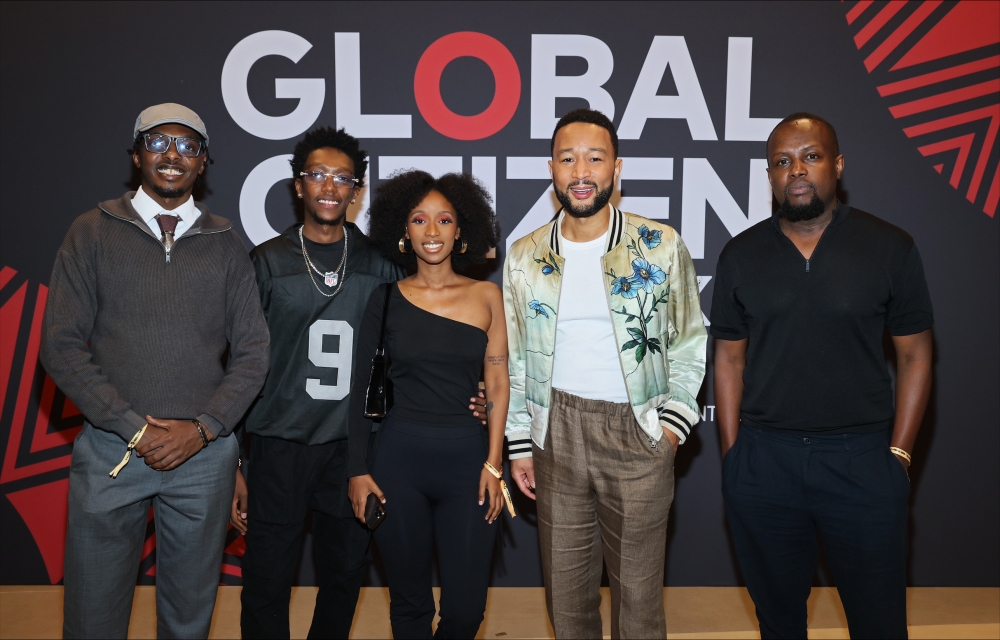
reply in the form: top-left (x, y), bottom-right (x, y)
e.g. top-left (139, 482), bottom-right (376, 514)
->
top-left (1, 585), bottom-right (997, 639)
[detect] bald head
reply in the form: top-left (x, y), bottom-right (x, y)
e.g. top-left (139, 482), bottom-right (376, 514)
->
top-left (767, 112), bottom-right (840, 161)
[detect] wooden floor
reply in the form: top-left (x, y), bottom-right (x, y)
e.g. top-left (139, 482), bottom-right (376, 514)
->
top-left (1, 586), bottom-right (997, 639)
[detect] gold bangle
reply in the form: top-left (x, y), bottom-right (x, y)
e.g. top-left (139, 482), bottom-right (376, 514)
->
top-left (890, 447), bottom-right (911, 464)
top-left (483, 462), bottom-right (516, 518)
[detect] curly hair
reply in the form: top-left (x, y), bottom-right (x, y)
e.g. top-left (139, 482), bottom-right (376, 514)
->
top-left (367, 171), bottom-right (500, 271)
top-left (290, 127), bottom-right (368, 186)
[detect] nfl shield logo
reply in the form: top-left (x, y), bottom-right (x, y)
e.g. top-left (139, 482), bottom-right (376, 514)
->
top-left (324, 272), bottom-right (338, 287)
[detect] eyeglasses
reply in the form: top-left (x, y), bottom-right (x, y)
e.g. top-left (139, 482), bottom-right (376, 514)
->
top-left (142, 133), bottom-right (205, 158)
top-left (299, 171), bottom-right (359, 188)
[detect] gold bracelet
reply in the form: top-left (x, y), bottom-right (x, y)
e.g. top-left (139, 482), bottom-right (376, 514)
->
top-left (110, 424), bottom-right (148, 478)
top-left (890, 447), bottom-right (912, 464)
top-left (483, 462), bottom-right (516, 518)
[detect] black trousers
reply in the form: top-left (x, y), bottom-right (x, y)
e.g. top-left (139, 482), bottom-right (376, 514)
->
top-left (372, 417), bottom-right (499, 639)
top-left (722, 425), bottom-right (910, 639)
top-left (241, 435), bottom-right (371, 640)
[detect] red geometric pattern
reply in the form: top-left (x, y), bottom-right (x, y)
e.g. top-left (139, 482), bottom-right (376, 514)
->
top-left (846, 0), bottom-right (1000, 217)
top-left (1, 266), bottom-right (244, 585)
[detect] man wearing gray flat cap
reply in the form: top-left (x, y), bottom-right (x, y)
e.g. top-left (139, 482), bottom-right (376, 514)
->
top-left (40, 103), bottom-right (270, 639)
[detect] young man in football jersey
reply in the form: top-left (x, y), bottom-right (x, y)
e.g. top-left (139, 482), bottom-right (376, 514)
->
top-left (236, 127), bottom-right (486, 639)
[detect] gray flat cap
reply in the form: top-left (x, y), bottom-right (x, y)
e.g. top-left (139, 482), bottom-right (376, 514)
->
top-left (134, 103), bottom-right (209, 145)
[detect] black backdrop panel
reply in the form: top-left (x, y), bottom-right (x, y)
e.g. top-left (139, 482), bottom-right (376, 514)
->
top-left (1, 1), bottom-right (997, 587)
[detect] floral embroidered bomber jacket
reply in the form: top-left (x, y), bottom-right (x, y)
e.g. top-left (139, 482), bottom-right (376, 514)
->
top-left (503, 206), bottom-right (707, 460)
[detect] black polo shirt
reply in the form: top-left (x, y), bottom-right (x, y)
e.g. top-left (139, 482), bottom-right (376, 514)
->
top-left (709, 204), bottom-right (933, 434)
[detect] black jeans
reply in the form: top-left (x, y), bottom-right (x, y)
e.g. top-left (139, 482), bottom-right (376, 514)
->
top-left (241, 435), bottom-right (371, 640)
top-left (372, 417), bottom-right (499, 639)
top-left (722, 425), bottom-right (910, 639)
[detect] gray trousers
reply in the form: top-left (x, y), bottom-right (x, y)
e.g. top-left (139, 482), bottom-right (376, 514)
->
top-left (63, 422), bottom-right (238, 639)
top-left (535, 389), bottom-right (675, 640)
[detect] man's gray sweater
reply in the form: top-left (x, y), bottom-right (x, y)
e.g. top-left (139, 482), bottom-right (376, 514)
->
top-left (40, 192), bottom-right (270, 441)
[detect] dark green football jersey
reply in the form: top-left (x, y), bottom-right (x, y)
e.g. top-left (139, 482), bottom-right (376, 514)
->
top-left (246, 222), bottom-right (405, 444)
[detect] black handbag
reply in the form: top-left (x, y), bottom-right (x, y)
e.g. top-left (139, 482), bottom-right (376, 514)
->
top-left (363, 284), bottom-right (393, 419)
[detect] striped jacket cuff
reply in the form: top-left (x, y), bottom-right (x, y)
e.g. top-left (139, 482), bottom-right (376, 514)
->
top-left (658, 401), bottom-right (700, 445)
top-left (507, 434), bottom-right (533, 460)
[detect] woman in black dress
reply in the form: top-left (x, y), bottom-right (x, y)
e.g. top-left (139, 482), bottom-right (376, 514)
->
top-left (347, 171), bottom-right (509, 639)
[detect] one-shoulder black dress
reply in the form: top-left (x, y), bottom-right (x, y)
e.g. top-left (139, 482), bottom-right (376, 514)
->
top-left (348, 283), bottom-right (497, 640)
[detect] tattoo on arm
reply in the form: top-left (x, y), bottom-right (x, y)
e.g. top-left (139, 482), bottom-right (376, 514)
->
top-left (486, 401), bottom-right (494, 418)
top-left (486, 355), bottom-right (507, 365)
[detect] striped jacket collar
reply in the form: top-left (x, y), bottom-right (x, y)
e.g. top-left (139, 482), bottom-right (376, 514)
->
top-left (548, 205), bottom-right (626, 256)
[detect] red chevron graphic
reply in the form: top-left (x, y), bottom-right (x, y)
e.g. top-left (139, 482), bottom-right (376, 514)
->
top-left (846, 0), bottom-right (1000, 217)
top-left (918, 133), bottom-right (974, 187)
top-left (0, 270), bottom-right (79, 486)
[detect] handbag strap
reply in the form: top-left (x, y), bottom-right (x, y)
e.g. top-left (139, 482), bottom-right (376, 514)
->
top-left (376, 283), bottom-right (392, 354)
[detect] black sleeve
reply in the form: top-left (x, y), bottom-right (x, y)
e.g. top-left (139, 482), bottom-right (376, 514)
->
top-left (886, 244), bottom-right (934, 336)
top-left (708, 247), bottom-right (748, 340)
top-left (347, 283), bottom-right (389, 477)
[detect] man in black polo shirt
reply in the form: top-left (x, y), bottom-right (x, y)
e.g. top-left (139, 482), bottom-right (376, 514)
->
top-left (711, 112), bottom-right (933, 639)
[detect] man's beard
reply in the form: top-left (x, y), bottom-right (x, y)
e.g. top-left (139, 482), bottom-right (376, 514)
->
top-left (151, 183), bottom-right (188, 199)
top-left (308, 207), bottom-right (346, 227)
top-left (555, 181), bottom-right (615, 219)
top-left (777, 186), bottom-right (827, 222)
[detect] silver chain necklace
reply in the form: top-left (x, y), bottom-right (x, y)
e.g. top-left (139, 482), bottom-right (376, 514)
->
top-left (299, 225), bottom-right (349, 298)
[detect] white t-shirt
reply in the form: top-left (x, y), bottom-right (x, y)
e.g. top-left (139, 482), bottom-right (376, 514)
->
top-left (551, 232), bottom-right (630, 403)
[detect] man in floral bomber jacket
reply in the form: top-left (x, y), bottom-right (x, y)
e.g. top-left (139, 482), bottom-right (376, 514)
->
top-left (504, 109), bottom-right (706, 639)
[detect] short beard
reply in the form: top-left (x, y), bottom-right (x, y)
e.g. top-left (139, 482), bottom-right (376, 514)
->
top-left (555, 182), bottom-right (615, 219)
top-left (308, 208), bottom-right (346, 227)
top-left (777, 189), bottom-right (827, 222)
top-left (151, 184), bottom-right (188, 199)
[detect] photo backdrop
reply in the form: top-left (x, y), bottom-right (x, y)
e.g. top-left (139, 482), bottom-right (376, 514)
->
top-left (1, 0), bottom-right (997, 588)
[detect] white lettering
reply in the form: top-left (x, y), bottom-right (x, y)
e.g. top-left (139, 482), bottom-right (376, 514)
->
top-left (615, 157), bottom-right (673, 220)
top-left (505, 156), bottom-right (558, 252)
top-left (681, 158), bottom-right (771, 259)
top-left (239, 154), bottom-right (292, 246)
top-left (530, 35), bottom-right (615, 139)
top-left (306, 320), bottom-right (354, 401)
top-left (618, 36), bottom-right (717, 140)
top-left (335, 33), bottom-right (412, 138)
top-left (221, 31), bottom-right (325, 140)
top-left (697, 275), bottom-right (712, 326)
top-left (700, 405), bottom-right (716, 422)
top-left (724, 37), bottom-right (781, 141)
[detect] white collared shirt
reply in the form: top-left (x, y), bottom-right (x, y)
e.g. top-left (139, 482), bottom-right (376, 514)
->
top-left (131, 186), bottom-right (197, 240)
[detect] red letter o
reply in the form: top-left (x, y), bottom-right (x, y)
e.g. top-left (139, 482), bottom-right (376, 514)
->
top-left (414, 32), bottom-right (521, 141)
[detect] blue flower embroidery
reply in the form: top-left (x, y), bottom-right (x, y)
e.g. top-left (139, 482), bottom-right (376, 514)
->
top-left (610, 276), bottom-right (639, 299)
top-left (637, 225), bottom-right (662, 250)
top-left (534, 253), bottom-right (561, 276)
top-left (529, 300), bottom-right (553, 318)
top-left (630, 258), bottom-right (666, 293)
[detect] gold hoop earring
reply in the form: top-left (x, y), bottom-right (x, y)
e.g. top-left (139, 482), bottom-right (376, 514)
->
top-left (458, 238), bottom-right (468, 254)
top-left (398, 237), bottom-right (411, 253)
